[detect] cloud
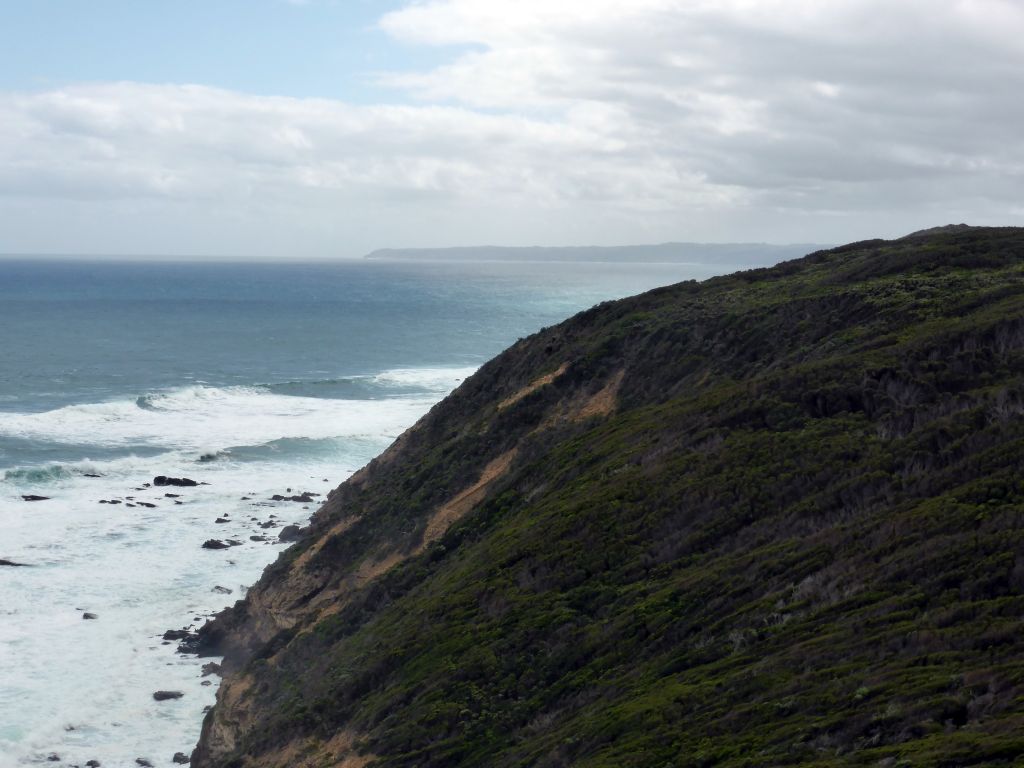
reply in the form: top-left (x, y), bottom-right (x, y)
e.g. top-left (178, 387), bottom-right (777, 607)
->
top-left (377, 0), bottom-right (1024, 194)
top-left (1, 1), bottom-right (1022, 255)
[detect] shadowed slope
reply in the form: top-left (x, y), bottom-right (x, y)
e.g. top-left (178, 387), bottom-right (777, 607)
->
top-left (194, 227), bottom-right (1024, 768)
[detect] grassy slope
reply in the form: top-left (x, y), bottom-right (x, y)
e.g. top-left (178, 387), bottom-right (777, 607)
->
top-left (195, 228), bottom-right (1024, 767)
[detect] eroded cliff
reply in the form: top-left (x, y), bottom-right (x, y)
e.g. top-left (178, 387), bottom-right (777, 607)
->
top-left (194, 228), bottom-right (1024, 767)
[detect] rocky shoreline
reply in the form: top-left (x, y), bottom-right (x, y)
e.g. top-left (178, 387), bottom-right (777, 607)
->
top-left (5, 471), bottom-right (328, 768)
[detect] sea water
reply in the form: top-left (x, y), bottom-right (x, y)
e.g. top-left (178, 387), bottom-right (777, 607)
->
top-left (0, 258), bottom-right (726, 767)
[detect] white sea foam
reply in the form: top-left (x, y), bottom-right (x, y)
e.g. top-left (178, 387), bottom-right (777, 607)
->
top-left (0, 367), bottom-right (472, 767)
top-left (0, 375), bottom-right (472, 456)
top-left (371, 366), bottom-right (478, 391)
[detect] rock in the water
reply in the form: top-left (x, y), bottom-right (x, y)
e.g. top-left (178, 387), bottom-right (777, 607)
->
top-left (202, 539), bottom-right (229, 550)
top-left (214, 517), bottom-right (229, 524)
top-left (211, 585), bottom-right (232, 594)
top-left (201, 662), bottom-right (221, 677)
top-left (136, 759), bottom-right (154, 767)
top-left (164, 493), bottom-right (181, 498)
top-left (86, 761), bottom-right (101, 767)
top-left (137, 501), bottom-right (157, 508)
top-left (154, 476), bottom-right (198, 487)
top-left (82, 612), bottom-right (98, 620)
top-left (278, 525), bottom-right (302, 542)
top-left (177, 634), bottom-right (202, 655)
top-left (270, 491), bottom-right (318, 503)
top-left (152, 690), bottom-right (184, 701)
top-left (162, 629), bottom-right (192, 641)
top-left (0, 559), bottom-right (28, 567)
top-left (21, 495), bottom-right (50, 502)
top-left (173, 753), bottom-right (191, 764)
top-left (84, 473), bottom-right (102, 478)
top-left (250, 535), bottom-right (269, 542)
top-left (47, 754), bottom-right (60, 762)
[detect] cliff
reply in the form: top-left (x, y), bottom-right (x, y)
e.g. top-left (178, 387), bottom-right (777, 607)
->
top-left (193, 227), bottom-right (1024, 767)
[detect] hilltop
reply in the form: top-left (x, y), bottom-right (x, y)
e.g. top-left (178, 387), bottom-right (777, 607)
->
top-left (194, 226), bottom-right (1024, 767)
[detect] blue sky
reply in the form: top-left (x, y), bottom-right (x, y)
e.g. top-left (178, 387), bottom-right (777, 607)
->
top-left (0, 0), bottom-right (1021, 258)
top-left (0, 0), bottom-right (448, 101)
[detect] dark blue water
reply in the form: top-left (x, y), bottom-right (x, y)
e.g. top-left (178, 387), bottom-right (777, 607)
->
top-left (1, 257), bottom-right (725, 765)
top-left (0, 258), bottom-right (711, 469)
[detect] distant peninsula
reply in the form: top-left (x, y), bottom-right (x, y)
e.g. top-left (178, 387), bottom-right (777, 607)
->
top-left (365, 242), bottom-right (829, 265)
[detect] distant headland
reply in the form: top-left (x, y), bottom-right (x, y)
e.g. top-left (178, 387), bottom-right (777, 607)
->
top-left (364, 242), bottom-right (829, 265)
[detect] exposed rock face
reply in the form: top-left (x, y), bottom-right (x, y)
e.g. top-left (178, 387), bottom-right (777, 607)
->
top-left (153, 691), bottom-right (184, 701)
top-left (192, 228), bottom-right (1024, 767)
top-left (269, 491), bottom-right (319, 503)
top-left (154, 476), bottom-right (199, 487)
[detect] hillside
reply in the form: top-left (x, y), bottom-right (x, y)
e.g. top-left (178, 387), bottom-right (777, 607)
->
top-left (193, 227), bottom-right (1024, 768)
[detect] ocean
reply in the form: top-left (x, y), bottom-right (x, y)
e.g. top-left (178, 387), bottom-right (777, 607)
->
top-left (0, 257), bottom-right (724, 767)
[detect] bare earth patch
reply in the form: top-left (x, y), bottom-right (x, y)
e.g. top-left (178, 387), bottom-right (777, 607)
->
top-left (498, 362), bottom-right (568, 411)
top-left (535, 369), bottom-right (624, 431)
top-left (252, 729), bottom-right (375, 768)
top-left (420, 448), bottom-right (518, 546)
top-left (301, 448), bottom-right (518, 623)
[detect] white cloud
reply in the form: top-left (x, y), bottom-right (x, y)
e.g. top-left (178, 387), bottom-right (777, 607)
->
top-left (1, 0), bottom-right (1023, 256)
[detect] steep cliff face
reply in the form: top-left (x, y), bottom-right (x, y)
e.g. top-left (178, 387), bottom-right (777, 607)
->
top-left (193, 228), bottom-right (1024, 767)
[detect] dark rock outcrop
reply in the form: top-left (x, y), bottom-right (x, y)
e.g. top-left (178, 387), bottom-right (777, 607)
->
top-left (269, 491), bottom-right (319, 503)
top-left (154, 476), bottom-right (198, 487)
top-left (153, 691), bottom-right (184, 701)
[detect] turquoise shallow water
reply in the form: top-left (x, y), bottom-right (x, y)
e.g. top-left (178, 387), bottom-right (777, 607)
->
top-left (0, 257), bottom-right (723, 766)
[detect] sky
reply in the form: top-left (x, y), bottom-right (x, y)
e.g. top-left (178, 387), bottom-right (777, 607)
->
top-left (1, 0), bottom-right (1022, 258)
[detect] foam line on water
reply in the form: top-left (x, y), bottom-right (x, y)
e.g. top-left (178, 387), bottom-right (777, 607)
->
top-left (0, 369), bottom-right (475, 457)
top-left (0, 365), bottom-right (475, 766)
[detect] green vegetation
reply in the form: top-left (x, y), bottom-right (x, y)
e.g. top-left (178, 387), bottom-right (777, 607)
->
top-left (195, 227), bottom-right (1024, 767)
